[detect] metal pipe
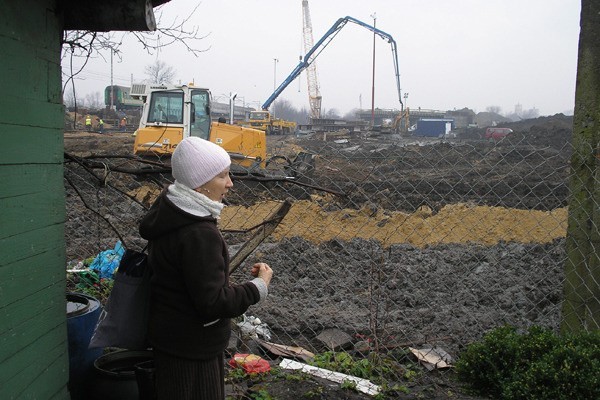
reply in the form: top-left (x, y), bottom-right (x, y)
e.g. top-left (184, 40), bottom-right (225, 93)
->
top-left (370, 13), bottom-right (376, 126)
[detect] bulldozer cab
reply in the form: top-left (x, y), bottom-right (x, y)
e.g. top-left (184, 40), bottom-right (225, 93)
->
top-left (249, 111), bottom-right (269, 121)
top-left (133, 85), bottom-right (212, 155)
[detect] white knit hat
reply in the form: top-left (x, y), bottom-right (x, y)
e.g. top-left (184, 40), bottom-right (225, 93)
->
top-left (171, 137), bottom-right (231, 189)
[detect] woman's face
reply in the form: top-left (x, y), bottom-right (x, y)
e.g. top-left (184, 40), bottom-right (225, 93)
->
top-left (197, 167), bottom-right (233, 202)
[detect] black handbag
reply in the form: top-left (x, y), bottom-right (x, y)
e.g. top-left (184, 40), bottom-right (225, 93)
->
top-left (89, 246), bottom-right (151, 350)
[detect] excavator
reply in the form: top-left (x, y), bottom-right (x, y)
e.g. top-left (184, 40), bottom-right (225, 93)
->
top-left (131, 83), bottom-right (314, 178)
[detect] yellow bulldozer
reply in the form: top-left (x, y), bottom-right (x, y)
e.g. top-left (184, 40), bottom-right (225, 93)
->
top-left (243, 110), bottom-right (297, 135)
top-left (132, 83), bottom-right (267, 169)
top-left (131, 83), bottom-right (313, 178)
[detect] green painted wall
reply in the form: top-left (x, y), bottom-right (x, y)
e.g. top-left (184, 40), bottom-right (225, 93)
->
top-left (0, 1), bottom-right (70, 399)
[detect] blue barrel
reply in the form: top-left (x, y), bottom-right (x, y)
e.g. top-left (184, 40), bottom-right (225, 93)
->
top-left (66, 292), bottom-right (103, 400)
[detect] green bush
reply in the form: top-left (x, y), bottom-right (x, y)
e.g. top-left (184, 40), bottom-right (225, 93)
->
top-left (455, 325), bottom-right (600, 399)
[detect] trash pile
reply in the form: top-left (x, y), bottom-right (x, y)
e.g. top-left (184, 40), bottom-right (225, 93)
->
top-left (67, 241), bottom-right (126, 302)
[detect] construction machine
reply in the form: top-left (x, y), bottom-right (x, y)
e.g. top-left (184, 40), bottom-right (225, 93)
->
top-left (382, 107), bottom-right (411, 135)
top-left (262, 16), bottom-right (404, 120)
top-left (132, 83), bottom-right (266, 170)
top-left (131, 83), bottom-right (314, 177)
top-left (244, 110), bottom-right (297, 135)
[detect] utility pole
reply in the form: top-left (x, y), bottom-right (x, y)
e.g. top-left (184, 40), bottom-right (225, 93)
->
top-left (110, 50), bottom-right (114, 111)
top-left (370, 13), bottom-right (377, 127)
top-left (273, 58), bottom-right (279, 118)
top-left (273, 58), bottom-right (279, 91)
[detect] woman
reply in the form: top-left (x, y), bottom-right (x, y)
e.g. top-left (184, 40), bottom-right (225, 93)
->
top-left (139, 136), bottom-right (273, 399)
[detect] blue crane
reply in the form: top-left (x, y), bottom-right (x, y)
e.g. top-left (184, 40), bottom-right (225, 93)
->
top-left (262, 16), bottom-right (403, 113)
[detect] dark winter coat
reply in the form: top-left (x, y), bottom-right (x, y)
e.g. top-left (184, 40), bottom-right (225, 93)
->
top-left (139, 190), bottom-right (260, 359)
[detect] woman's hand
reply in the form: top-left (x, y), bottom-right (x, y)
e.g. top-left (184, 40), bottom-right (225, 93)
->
top-left (251, 262), bottom-right (273, 286)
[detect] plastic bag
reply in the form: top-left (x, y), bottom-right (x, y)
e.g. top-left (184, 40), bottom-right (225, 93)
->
top-left (228, 353), bottom-right (271, 374)
top-left (237, 314), bottom-right (272, 341)
top-left (89, 241), bottom-right (126, 279)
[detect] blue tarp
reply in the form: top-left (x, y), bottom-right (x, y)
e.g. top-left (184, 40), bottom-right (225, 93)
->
top-left (89, 241), bottom-right (125, 279)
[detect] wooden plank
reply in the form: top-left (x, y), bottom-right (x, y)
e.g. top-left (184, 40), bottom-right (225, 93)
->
top-left (0, 324), bottom-right (69, 399)
top-left (0, 174), bottom-right (65, 239)
top-left (0, 126), bottom-right (63, 164)
top-left (20, 353), bottom-right (70, 400)
top-left (0, 247), bottom-right (64, 313)
top-left (0, 196), bottom-right (64, 239)
top-left (0, 224), bottom-right (64, 269)
top-left (0, 97), bottom-right (63, 128)
top-left (49, 386), bottom-right (71, 400)
top-left (1, 164), bottom-right (64, 198)
top-left (0, 283), bottom-right (65, 345)
top-left (0, 22), bottom-right (61, 103)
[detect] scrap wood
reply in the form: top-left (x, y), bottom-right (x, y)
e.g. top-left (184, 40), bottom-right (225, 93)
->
top-left (254, 338), bottom-right (315, 362)
top-left (409, 347), bottom-right (453, 371)
top-left (280, 358), bottom-right (380, 396)
top-left (228, 200), bottom-right (291, 274)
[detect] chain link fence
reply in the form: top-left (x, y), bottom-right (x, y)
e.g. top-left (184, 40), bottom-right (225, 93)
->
top-left (65, 116), bottom-right (583, 395)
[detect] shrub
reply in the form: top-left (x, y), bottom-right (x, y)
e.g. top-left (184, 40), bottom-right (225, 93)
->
top-left (455, 325), bottom-right (600, 399)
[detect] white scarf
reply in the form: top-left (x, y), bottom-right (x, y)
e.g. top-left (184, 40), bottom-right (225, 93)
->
top-left (167, 181), bottom-right (224, 219)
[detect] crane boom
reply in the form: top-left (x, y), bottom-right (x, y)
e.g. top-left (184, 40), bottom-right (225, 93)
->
top-left (302, 0), bottom-right (322, 119)
top-left (262, 16), bottom-right (403, 113)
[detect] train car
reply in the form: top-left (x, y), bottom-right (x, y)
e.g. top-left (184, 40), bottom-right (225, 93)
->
top-left (104, 85), bottom-right (143, 110)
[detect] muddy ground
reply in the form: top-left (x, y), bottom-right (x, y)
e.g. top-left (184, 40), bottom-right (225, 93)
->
top-left (64, 114), bottom-right (573, 399)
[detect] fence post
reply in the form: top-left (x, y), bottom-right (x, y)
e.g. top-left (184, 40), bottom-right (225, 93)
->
top-left (561, 0), bottom-right (600, 334)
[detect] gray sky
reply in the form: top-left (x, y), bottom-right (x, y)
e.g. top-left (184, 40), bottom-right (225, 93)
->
top-left (65, 0), bottom-right (581, 116)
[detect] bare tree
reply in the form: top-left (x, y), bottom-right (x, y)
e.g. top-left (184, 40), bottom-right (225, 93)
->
top-left (272, 99), bottom-right (296, 120)
top-left (322, 107), bottom-right (340, 119)
top-left (85, 92), bottom-right (104, 110)
top-left (486, 105), bottom-right (502, 114)
top-left (64, 90), bottom-right (76, 109)
top-left (521, 107), bottom-right (539, 119)
top-left (145, 60), bottom-right (176, 84)
top-left (343, 108), bottom-right (360, 120)
top-left (271, 99), bottom-right (310, 124)
top-left (61, 3), bottom-right (210, 122)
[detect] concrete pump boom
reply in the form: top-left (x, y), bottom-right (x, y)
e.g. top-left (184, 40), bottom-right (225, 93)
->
top-left (262, 15), bottom-right (403, 113)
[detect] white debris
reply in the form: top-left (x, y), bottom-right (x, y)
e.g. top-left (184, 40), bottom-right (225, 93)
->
top-left (237, 314), bottom-right (272, 341)
top-left (279, 358), bottom-right (381, 396)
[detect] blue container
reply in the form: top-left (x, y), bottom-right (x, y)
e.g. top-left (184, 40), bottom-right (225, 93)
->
top-left (66, 292), bottom-right (103, 400)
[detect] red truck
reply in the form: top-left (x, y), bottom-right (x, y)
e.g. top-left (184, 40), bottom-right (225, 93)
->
top-left (485, 127), bottom-right (513, 141)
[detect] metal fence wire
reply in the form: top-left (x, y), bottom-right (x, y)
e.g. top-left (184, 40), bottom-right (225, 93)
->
top-left (64, 117), bottom-right (585, 393)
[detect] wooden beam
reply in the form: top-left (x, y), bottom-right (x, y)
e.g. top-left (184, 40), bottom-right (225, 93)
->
top-left (229, 200), bottom-right (292, 274)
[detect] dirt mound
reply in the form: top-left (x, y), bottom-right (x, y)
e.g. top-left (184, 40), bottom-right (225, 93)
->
top-left (501, 114), bottom-right (573, 149)
top-left (221, 200), bottom-right (567, 248)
